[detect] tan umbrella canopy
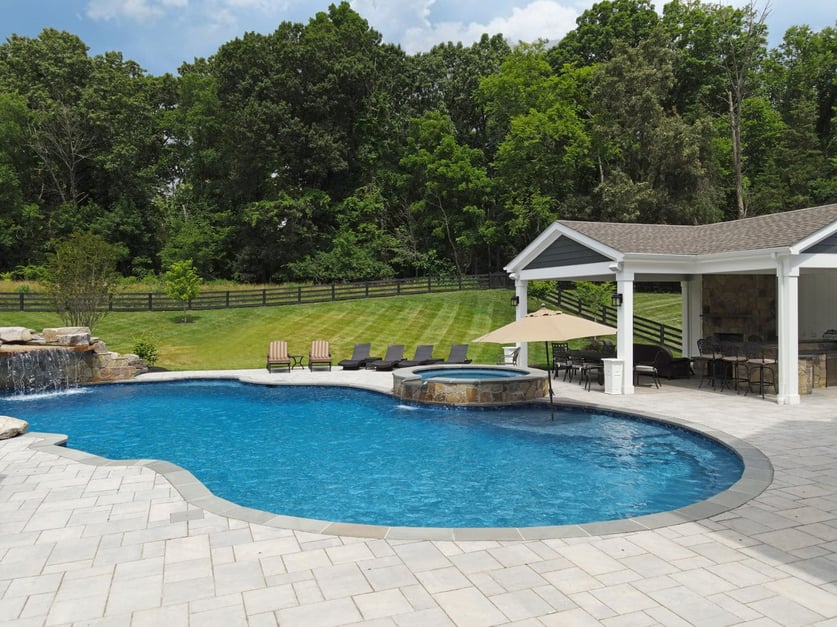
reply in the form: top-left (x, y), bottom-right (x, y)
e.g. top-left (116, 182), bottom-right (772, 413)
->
top-left (472, 307), bottom-right (616, 344)
top-left (473, 307), bottom-right (617, 417)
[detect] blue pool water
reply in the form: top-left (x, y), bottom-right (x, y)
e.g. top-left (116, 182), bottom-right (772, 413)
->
top-left (1, 381), bottom-right (744, 528)
top-left (416, 367), bottom-right (526, 380)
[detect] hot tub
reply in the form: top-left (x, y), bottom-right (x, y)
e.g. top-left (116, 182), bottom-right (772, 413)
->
top-left (392, 364), bottom-right (549, 406)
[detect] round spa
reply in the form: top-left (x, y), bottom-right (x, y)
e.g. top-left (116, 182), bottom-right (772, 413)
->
top-left (393, 364), bottom-right (549, 406)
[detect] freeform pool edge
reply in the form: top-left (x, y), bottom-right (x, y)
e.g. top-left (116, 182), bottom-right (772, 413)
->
top-left (14, 373), bottom-right (773, 541)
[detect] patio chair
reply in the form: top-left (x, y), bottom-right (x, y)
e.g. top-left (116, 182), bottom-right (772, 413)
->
top-left (338, 343), bottom-right (381, 370)
top-left (308, 339), bottom-right (332, 371)
top-left (552, 342), bottom-right (571, 379)
top-left (368, 344), bottom-right (405, 371)
top-left (266, 340), bottom-right (291, 373)
top-left (634, 352), bottom-right (663, 388)
top-left (444, 344), bottom-right (472, 364)
top-left (398, 344), bottom-right (442, 367)
top-left (497, 346), bottom-right (521, 365)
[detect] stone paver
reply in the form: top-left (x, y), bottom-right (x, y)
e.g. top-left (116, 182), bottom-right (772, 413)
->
top-left (1, 368), bottom-right (837, 625)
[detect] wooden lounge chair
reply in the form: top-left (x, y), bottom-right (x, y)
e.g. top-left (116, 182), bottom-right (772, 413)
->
top-left (308, 339), bottom-right (332, 371)
top-left (368, 344), bottom-right (405, 371)
top-left (398, 344), bottom-right (443, 367)
top-left (266, 340), bottom-right (291, 373)
top-left (444, 344), bottom-right (472, 364)
top-left (338, 343), bottom-right (381, 370)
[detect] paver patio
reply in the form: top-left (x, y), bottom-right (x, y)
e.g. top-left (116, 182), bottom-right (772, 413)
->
top-left (1, 368), bottom-right (836, 626)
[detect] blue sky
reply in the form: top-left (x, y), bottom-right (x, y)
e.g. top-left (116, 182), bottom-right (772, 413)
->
top-left (2, 0), bottom-right (834, 75)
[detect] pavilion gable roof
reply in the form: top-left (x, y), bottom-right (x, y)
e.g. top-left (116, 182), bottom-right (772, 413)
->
top-left (557, 203), bottom-right (837, 256)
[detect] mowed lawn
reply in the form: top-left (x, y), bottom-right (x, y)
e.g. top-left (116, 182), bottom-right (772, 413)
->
top-left (1, 289), bottom-right (682, 371)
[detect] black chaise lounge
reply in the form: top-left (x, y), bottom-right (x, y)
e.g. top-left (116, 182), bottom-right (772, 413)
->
top-left (338, 343), bottom-right (381, 370)
top-left (444, 344), bottom-right (472, 364)
top-left (368, 344), bottom-right (405, 371)
top-left (397, 344), bottom-right (443, 367)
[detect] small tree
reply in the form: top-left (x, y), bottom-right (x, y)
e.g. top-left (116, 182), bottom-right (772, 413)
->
top-left (45, 232), bottom-right (120, 331)
top-left (574, 281), bottom-right (616, 309)
top-left (165, 260), bottom-right (201, 323)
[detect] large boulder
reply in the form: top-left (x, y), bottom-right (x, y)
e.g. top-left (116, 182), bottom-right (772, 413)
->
top-left (42, 327), bottom-right (92, 346)
top-left (0, 416), bottom-right (28, 439)
top-left (0, 327), bottom-right (33, 343)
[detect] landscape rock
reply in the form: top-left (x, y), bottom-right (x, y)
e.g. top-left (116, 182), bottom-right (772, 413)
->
top-left (0, 416), bottom-right (28, 439)
top-left (42, 327), bottom-right (91, 346)
top-left (0, 327), bottom-right (33, 343)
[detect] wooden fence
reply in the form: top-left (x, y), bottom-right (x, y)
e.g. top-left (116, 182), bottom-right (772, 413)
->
top-left (0, 273), bottom-right (512, 313)
top-left (543, 290), bottom-right (682, 353)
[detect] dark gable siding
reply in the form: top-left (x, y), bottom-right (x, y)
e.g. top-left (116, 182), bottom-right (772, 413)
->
top-left (804, 232), bottom-right (837, 254)
top-left (524, 236), bottom-right (610, 270)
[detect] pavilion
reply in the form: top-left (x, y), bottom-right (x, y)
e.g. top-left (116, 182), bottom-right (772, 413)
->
top-left (505, 203), bottom-right (837, 404)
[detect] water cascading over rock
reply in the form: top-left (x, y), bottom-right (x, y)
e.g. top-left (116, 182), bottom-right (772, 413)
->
top-left (0, 326), bottom-right (148, 394)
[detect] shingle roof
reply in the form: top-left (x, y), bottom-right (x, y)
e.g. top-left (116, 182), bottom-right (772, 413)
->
top-left (557, 203), bottom-right (837, 255)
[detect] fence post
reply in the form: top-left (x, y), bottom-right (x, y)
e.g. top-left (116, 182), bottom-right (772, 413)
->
top-left (148, 293), bottom-right (152, 310)
top-left (332, 284), bottom-right (336, 300)
top-left (226, 291), bottom-right (230, 307)
top-left (109, 294), bottom-right (113, 311)
top-left (365, 283), bottom-right (369, 298)
top-left (19, 292), bottom-right (24, 311)
top-left (428, 276), bottom-right (431, 293)
top-left (397, 280), bottom-right (401, 296)
top-left (297, 286), bottom-right (302, 303)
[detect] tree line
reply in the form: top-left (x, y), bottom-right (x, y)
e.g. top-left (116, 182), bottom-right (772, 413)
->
top-left (0, 0), bottom-right (834, 283)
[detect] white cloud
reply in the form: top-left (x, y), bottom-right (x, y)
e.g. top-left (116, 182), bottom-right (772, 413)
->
top-left (355, 0), bottom-right (578, 53)
top-left (86, 0), bottom-right (188, 21)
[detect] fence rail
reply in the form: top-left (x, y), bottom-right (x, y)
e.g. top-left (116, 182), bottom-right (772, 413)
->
top-left (0, 273), bottom-right (512, 313)
top-left (543, 290), bottom-right (682, 353)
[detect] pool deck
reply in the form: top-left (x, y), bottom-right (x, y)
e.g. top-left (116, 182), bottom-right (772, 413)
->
top-left (1, 368), bottom-right (836, 625)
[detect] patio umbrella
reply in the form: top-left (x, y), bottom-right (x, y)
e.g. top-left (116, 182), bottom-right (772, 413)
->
top-left (473, 307), bottom-right (617, 417)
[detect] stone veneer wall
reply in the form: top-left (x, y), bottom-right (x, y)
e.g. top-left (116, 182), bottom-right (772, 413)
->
top-left (702, 275), bottom-right (777, 341)
top-left (393, 367), bottom-right (549, 406)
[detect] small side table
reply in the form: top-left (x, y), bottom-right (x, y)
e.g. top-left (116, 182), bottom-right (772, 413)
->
top-left (290, 355), bottom-right (305, 370)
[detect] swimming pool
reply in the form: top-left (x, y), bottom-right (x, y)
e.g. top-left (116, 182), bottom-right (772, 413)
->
top-left (1, 380), bottom-right (747, 531)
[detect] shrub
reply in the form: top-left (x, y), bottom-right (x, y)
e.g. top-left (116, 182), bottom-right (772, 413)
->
top-left (132, 333), bottom-right (159, 367)
top-left (528, 280), bottom-right (557, 302)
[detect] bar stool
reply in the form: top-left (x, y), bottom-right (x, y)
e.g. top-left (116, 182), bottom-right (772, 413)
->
top-left (696, 338), bottom-right (722, 389)
top-left (720, 341), bottom-right (748, 393)
top-left (744, 342), bottom-right (777, 397)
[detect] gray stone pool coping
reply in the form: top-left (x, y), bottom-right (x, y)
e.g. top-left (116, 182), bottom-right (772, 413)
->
top-left (15, 368), bottom-right (772, 542)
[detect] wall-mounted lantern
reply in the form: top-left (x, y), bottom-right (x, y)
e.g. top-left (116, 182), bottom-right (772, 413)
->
top-left (611, 293), bottom-right (623, 308)
top-left (510, 295), bottom-right (520, 307)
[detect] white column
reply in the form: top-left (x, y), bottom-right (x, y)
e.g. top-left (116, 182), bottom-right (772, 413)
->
top-left (514, 277), bottom-right (529, 366)
top-left (777, 257), bottom-right (800, 405)
top-left (682, 276), bottom-right (703, 357)
top-left (615, 271), bottom-right (635, 394)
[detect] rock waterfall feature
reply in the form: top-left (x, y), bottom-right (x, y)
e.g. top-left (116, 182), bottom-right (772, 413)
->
top-left (0, 326), bottom-right (148, 394)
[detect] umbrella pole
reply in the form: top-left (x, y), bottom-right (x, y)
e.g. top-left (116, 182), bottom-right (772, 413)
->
top-left (544, 341), bottom-right (554, 420)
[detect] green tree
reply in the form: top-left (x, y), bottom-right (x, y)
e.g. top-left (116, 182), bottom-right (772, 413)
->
top-left (588, 34), bottom-right (722, 223)
top-left (164, 259), bottom-right (202, 323)
top-left (399, 111), bottom-right (491, 276)
top-left (548, 0), bottom-right (659, 68)
top-left (45, 232), bottom-right (120, 330)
